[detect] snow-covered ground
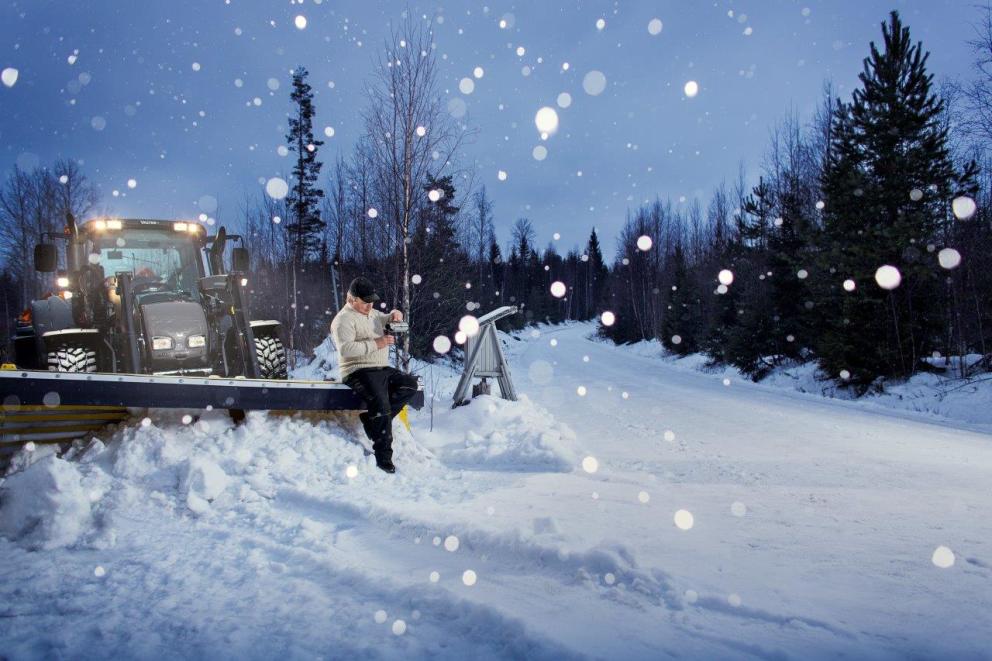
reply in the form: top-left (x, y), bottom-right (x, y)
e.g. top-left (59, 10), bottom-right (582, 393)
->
top-left (611, 334), bottom-right (992, 431)
top-left (2, 322), bottom-right (991, 659)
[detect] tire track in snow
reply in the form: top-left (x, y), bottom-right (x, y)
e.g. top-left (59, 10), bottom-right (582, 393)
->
top-left (272, 486), bottom-right (681, 609)
top-left (193, 512), bottom-right (582, 661)
top-left (251, 487), bottom-right (856, 658)
top-left (241, 489), bottom-right (716, 659)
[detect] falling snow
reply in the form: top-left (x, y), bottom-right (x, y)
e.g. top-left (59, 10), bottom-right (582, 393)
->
top-left (582, 70), bottom-right (607, 96)
top-left (1, 5), bottom-right (990, 659)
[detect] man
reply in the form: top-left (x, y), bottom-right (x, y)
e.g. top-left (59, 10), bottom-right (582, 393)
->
top-left (331, 276), bottom-right (419, 474)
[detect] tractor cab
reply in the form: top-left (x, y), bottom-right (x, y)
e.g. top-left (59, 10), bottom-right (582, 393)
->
top-left (78, 219), bottom-right (208, 307)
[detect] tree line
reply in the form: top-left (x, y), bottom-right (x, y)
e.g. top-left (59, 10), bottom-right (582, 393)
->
top-left (2, 10), bottom-right (990, 395)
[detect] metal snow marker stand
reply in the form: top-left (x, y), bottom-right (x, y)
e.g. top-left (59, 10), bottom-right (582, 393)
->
top-left (452, 306), bottom-right (518, 407)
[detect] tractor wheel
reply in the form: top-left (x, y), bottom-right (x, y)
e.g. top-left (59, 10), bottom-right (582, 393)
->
top-left (254, 335), bottom-right (288, 379)
top-left (47, 344), bottom-right (97, 373)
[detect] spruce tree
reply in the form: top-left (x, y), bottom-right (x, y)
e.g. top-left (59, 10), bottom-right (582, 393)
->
top-left (584, 228), bottom-right (609, 321)
top-left (285, 66), bottom-right (325, 262)
top-left (721, 179), bottom-right (778, 376)
top-left (768, 171), bottom-right (818, 363)
top-left (816, 11), bottom-right (974, 388)
top-left (661, 242), bottom-right (702, 355)
top-left (701, 228), bottom-right (743, 364)
top-left (408, 174), bottom-right (464, 357)
top-left (488, 239), bottom-right (504, 308)
top-left (283, 66), bottom-right (325, 352)
top-left (723, 175), bottom-right (818, 378)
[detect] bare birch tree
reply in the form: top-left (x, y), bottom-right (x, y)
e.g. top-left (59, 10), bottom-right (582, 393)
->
top-left (361, 13), bottom-right (466, 371)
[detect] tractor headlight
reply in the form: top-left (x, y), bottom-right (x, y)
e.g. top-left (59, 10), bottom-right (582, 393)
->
top-left (57, 276), bottom-right (70, 287)
top-left (107, 219), bottom-right (123, 230)
top-left (187, 334), bottom-right (206, 348)
top-left (152, 336), bottom-right (174, 351)
top-left (173, 222), bottom-right (189, 232)
top-left (93, 220), bottom-right (107, 231)
top-left (61, 290), bottom-right (73, 300)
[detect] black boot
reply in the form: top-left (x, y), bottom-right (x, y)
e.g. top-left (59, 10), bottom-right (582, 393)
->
top-left (375, 454), bottom-right (396, 473)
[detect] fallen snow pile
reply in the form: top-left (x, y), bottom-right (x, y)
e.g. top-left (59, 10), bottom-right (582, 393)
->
top-left (0, 384), bottom-right (579, 552)
top-left (0, 407), bottom-right (436, 550)
top-left (0, 454), bottom-right (92, 550)
top-left (420, 394), bottom-right (579, 472)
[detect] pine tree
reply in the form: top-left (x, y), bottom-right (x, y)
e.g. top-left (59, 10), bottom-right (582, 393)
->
top-left (765, 173), bottom-right (818, 364)
top-left (815, 11), bottom-right (974, 388)
top-left (720, 178), bottom-right (778, 376)
top-left (284, 66), bottom-right (325, 352)
top-left (488, 239), bottom-right (504, 308)
top-left (661, 242), bottom-right (702, 355)
top-left (583, 228), bottom-right (609, 320)
top-left (285, 66), bottom-right (325, 261)
top-left (722, 174), bottom-right (818, 378)
top-left (408, 174), bottom-right (465, 357)
top-left (738, 177), bottom-right (773, 249)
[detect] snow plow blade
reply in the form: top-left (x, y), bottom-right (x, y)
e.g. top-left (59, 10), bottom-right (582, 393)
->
top-left (0, 369), bottom-right (424, 413)
top-left (0, 369), bottom-right (422, 464)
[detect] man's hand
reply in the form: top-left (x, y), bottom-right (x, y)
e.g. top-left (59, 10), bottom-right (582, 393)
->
top-left (375, 334), bottom-right (396, 350)
top-left (389, 309), bottom-right (403, 322)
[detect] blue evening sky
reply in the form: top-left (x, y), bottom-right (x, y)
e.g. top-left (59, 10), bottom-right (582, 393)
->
top-left (0, 1), bottom-right (980, 260)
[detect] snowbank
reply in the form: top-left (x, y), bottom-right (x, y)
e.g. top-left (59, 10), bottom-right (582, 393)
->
top-left (606, 333), bottom-right (992, 430)
top-left (761, 360), bottom-right (992, 428)
top-left (0, 407), bottom-right (439, 549)
top-left (421, 394), bottom-right (579, 472)
top-left (0, 455), bottom-right (92, 550)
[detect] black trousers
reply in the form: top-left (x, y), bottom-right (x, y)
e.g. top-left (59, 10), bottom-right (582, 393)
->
top-left (343, 366), bottom-right (419, 461)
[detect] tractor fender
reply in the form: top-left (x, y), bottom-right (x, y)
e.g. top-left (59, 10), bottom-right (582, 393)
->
top-left (40, 328), bottom-right (102, 352)
top-left (249, 320), bottom-right (282, 337)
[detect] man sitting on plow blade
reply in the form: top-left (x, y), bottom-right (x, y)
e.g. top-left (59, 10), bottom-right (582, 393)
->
top-left (331, 277), bottom-right (419, 474)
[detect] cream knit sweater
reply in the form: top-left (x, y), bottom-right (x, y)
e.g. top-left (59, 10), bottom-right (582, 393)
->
top-left (330, 305), bottom-right (391, 380)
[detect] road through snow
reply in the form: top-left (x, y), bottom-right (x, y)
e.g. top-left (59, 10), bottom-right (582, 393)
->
top-left (1, 322), bottom-right (990, 660)
top-left (497, 322), bottom-right (992, 658)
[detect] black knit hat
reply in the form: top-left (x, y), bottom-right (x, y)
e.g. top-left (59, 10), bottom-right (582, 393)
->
top-left (348, 276), bottom-right (380, 302)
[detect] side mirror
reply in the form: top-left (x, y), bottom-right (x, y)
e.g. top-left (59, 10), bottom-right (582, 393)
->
top-left (232, 247), bottom-right (250, 272)
top-left (34, 244), bottom-right (57, 272)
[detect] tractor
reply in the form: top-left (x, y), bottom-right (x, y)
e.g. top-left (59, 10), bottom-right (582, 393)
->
top-left (12, 215), bottom-right (287, 380)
